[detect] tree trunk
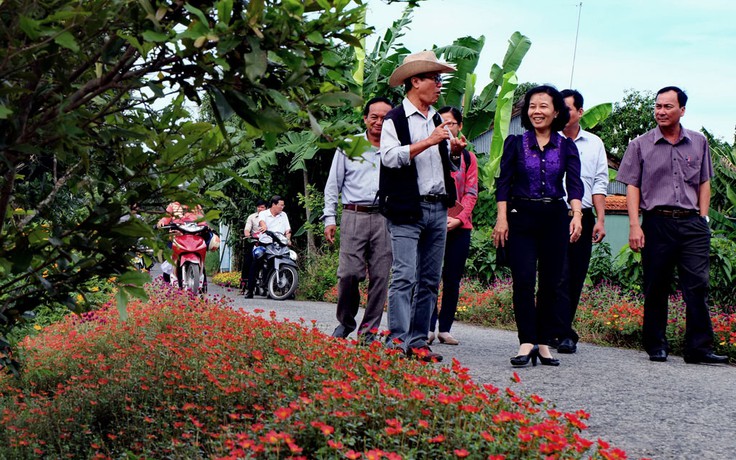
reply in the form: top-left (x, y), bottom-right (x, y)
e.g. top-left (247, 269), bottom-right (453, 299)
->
top-left (303, 169), bottom-right (317, 256)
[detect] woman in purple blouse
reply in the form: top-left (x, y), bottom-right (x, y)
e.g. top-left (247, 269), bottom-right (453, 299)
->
top-left (493, 85), bottom-right (584, 367)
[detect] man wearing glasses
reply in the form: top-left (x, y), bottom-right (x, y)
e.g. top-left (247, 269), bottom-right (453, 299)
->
top-left (378, 51), bottom-right (463, 362)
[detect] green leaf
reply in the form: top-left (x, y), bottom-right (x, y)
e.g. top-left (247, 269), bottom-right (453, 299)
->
top-left (501, 32), bottom-right (532, 72)
top-left (244, 46), bottom-right (268, 82)
top-left (115, 289), bottom-right (130, 322)
top-left (142, 30), bottom-right (169, 42)
top-left (117, 270), bottom-right (151, 286)
top-left (312, 92), bottom-right (362, 108)
top-left (19, 15), bottom-right (41, 40)
top-left (184, 3), bottom-right (210, 26)
top-left (485, 71), bottom-right (518, 191)
top-left (580, 102), bottom-right (613, 130)
top-left (0, 105), bottom-right (13, 119)
top-left (217, 0), bottom-right (234, 23)
top-left (54, 31), bottom-right (80, 51)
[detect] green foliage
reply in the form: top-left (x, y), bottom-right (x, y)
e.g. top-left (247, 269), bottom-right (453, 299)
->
top-left (0, 0), bottom-right (370, 374)
top-left (587, 242), bottom-right (614, 287)
top-left (459, 32), bottom-right (531, 142)
top-left (610, 245), bottom-right (643, 294)
top-left (579, 103), bottom-right (613, 130)
top-left (709, 236), bottom-right (736, 309)
top-left (299, 247), bottom-right (341, 301)
top-left (703, 130), bottom-right (736, 239)
top-left (464, 227), bottom-right (511, 285)
top-left (295, 183), bottom-right (325, 239)
top-left (592, 89), bottom-right (656, 163)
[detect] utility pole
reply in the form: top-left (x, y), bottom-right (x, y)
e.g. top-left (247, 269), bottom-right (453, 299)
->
top-left (570, 2), bottom-right (583, 87)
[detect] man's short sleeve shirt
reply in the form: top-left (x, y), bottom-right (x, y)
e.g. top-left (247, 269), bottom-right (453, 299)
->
top-left (616, 125), bottom-right (713, 211)
top-left (258, 210), bottom-right (291, 235)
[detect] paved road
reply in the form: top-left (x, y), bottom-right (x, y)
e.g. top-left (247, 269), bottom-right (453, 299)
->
top-left (206, 283), bottom-right (736, 460)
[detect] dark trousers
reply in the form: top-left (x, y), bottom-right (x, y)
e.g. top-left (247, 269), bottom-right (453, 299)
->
top-left (554, 209), bottom-right (595, 342)
top-left (431, 228), bottom-right (471, 333)
top-left (641, 214), bottom-right (713, 355)
top-left (507, 200), bottom-right (569, 344)
top-left (240, 240), bottom-right (255, 290)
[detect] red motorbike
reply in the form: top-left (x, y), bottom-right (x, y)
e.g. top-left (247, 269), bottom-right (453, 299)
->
top-left (162, 222), bottom-right (214, 294)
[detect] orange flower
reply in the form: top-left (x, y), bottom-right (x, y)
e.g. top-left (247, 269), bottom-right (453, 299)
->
top-left (274, 407), bottom-right (292, 420)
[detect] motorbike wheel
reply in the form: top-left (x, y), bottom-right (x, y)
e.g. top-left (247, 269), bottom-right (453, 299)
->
top-left (179, 262), bottom-right (201, 295)
top-left (267, 266), bottom-right (298, 301)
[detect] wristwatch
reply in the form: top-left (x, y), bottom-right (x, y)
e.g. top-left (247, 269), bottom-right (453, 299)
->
top-left (702, 215), bottom-right (710, 223)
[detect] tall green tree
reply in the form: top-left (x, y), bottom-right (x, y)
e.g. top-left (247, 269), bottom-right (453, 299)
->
top-left (592, 89), bottom-right (656, 166)
top-left (0, 0), bottom-right (369, 374)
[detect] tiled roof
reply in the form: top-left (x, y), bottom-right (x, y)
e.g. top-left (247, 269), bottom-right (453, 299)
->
top-left (606, 195), bottom-right (627, 212)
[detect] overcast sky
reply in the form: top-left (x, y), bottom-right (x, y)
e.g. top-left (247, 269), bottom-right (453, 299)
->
top-left (365, 0), bottom-right (736, 141)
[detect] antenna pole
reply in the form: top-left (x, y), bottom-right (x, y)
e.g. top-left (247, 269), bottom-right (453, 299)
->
top-left (570, 2), bottom-right (583, 87)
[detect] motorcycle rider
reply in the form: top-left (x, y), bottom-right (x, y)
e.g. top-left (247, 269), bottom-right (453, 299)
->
top-left (258, 195), bottom-right (291, 242)
top-left (242, 199), bottom-right (268, 297)
top-left (157, 201), bottom-right (219, 284)
top-left (245, 196), bottom-right (291, 297)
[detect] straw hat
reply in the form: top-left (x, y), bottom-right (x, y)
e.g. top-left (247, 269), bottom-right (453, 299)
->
top-left (388, 50), bottom-right (456, 88)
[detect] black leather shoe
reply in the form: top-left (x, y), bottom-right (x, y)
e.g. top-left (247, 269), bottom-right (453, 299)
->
top-left (557, 338), bottom-right (577, 354)
top-left (244, 289), bottom-right (254, 299)
top-left (649, 350), bottom-right (668, 362)
top-left (331, 325), bottom-right (353, 339)
top-left (408, 346), bottom-right (443, 363)
top-left (683, 352), bottom-right (729, 364)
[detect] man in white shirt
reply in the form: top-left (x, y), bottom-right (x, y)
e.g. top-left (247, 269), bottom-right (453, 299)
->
top-left (323, 97), bottom-right (393, 344)
top-left (258, 195), bottom-right (291, 239)
top-left (554, 89), bottom-right (609, 353)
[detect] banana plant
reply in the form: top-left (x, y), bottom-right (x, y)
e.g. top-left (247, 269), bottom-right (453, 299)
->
top-left (482, 71), bottom-right (518, 192)
top-left (453, 32), bottom-right (532, 141)
top-left (580, 103), bottom-right (613, 130)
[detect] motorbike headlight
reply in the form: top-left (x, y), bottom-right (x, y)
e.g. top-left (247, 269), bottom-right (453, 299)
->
top-left (289, 249), bottom-right (297, 261)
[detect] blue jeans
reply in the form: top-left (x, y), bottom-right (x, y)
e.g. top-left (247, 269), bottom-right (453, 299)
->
top-left (386, 202), bottom-right (447, 351)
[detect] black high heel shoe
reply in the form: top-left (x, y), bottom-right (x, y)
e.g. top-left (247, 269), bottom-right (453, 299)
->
top-left (537, 350), bottom-right (560, 366)
top-left (510, 345), bottom-right (539, 367)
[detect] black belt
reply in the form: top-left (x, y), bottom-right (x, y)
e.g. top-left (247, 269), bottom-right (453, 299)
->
top-left (513, 197), bottom-right (561, 204)
top-left (419, 194), bottom-right (447, 203)
top-left (645, 207), bottom-right (698, 218)
top-left (343, 204), bottom-right (379, 213)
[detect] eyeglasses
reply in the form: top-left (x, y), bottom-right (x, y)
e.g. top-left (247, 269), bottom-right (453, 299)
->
top-left (444, 121), bottom-right (459, 126)
top-left (417, 74), bottom-right (443, 84)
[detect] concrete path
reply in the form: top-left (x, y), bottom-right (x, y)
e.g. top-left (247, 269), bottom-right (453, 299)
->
top-left (206, 283), bottom-right (736, 460)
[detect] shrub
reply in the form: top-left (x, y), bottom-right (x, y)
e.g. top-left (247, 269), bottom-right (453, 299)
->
top-left (587, 242), bottom-right (614, 286)
top-left (709, 236), bottom-right (736, 311)
top-left (454, 278), bottom-right (515, 328)
top-left (298, 247), bottom-right (340, 301)
top-left (0, 283), bottom-right (627, 459)
top-left (465, 227), bottom-right (511, 285)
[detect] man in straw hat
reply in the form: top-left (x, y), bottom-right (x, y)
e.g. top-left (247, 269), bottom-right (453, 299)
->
top-left (377, 50), bottom-right (464, 362)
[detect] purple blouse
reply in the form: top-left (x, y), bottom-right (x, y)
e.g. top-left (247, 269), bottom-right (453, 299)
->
top-left (496, 131), bottom-right (583, 202)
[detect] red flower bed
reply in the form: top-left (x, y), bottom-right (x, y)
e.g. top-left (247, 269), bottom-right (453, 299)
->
top-left (0, 283), bottom-right (627, 459)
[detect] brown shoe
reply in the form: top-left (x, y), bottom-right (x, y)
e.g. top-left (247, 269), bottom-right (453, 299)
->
top-left (437, 332), bottom-right (459, 345)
